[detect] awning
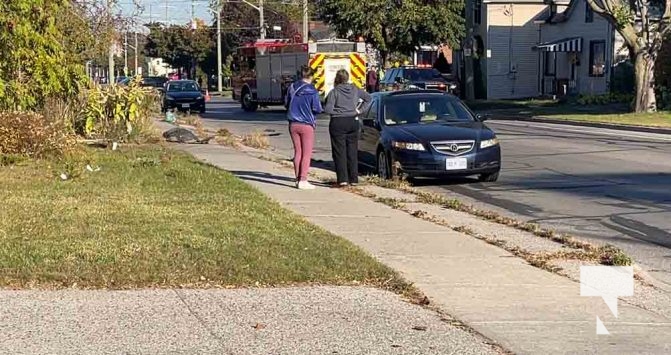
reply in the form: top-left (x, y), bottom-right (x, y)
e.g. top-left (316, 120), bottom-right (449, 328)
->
top-left (534, 37), bottom-right (582, 52)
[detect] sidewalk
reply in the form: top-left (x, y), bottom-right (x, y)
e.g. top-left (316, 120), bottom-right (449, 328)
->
top-left (178, 142), bottom-right (671, 354)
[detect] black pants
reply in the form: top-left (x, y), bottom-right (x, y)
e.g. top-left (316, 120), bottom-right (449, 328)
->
top-left (329, 117), bottom-right (359, 184)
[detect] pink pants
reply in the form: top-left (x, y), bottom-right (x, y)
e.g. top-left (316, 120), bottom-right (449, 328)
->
top-left (289, 122), bottom-right (315, 181)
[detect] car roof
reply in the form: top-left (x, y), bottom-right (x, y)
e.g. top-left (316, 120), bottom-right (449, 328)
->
top-left (374, 90), bottom-right (454, 98)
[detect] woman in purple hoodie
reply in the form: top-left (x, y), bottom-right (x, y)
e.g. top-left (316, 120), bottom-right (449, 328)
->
top-left (285, 66), bottom-right (324, 190)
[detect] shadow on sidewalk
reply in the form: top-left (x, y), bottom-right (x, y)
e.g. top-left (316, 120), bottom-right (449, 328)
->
top-left (229, 171), bottom-right (295, 188)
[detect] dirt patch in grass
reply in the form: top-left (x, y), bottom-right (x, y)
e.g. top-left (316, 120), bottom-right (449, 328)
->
top-left (0, 146), bottom-right (407, 290)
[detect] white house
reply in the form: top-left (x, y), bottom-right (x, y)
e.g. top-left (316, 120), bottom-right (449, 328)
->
top-left (456, 0), bottom-right (621, 99)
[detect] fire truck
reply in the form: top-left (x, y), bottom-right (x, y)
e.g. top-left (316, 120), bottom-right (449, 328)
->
top-left (231, 38), bottom-right (367, 112)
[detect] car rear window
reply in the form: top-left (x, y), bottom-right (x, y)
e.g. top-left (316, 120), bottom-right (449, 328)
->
top-left (382, 95), bottom-right (474, 125)
top-left (403, 69), bottom-right (443, 81)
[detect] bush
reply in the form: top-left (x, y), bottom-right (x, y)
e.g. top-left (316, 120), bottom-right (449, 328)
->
top-left (656, 86), bottom-right (671, 110)
top-left (611, 61), bottom-right (635, 94)
top-left (83, 77), bottom-right (160, 142)
top-left (0, 111), bottom-right (75, 157)
top-left (577, 93), bottom-right (634, 105)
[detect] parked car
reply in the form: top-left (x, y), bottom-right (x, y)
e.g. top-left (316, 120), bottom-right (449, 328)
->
top-left (162, 80), bottom-right (206, 114)
top-left (141, 76), bottom-right (168, 89)
top-left (380, 66), bottom-right (459, 96)
top-left (115, 76), bottom-right (130, 85)
top-left (358, 90), bottom-right (500, 182)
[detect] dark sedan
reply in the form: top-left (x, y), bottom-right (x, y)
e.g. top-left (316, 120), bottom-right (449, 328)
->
top-left (358, 90), bottom-right (500, 182)
top-left (162, 80), bottom-right (206, 113)
top-left (141, 76), bottom-right (168, 89)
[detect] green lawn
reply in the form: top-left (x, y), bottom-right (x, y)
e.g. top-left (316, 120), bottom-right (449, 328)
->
top-left (467, 99), bottom-right (671, 128)
top-left (542, 112), bottom-right (671, 128)
top-left (0, 146), bottom-right (404, 290)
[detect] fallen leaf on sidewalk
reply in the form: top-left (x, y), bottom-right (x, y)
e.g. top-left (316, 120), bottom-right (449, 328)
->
top-left (252, 323), bottom-right (266, 330)
top-left (412, 325), bottom-right (427, 331)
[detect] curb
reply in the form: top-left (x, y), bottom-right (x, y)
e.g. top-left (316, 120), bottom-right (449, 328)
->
top-left (492, 115), bottom-right (671, 135)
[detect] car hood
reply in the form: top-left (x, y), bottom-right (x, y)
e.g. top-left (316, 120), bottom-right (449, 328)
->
top-left (387, 121), bottom-right (494, 142)
top-left (165, 91), bottom-right (202, 99)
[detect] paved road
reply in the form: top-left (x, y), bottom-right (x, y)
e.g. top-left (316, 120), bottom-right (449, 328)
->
top-left (201, 97), bottom-right (671, 287)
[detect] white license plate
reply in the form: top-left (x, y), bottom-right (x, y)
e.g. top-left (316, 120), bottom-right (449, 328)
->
top-left (181, 103), bottom-right (191, 108)
top-left (446, 157), bottom-right (468, 170)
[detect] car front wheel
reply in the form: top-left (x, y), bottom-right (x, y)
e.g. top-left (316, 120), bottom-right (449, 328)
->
top-left (377, 150), bottom-right (396, 180)
top-left (479, 171), bottom-right (499, 183)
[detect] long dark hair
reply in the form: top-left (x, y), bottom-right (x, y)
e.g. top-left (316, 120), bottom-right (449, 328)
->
top-left (334, 69), bottom-right (349, 86)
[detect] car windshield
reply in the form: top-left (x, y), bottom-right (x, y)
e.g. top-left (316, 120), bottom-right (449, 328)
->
top-left (382, 95), bottom-right (474, 125)
top-left (167, 81), bottom-right (199, 92)
top-left (403, 69), bottom-right (443, 81)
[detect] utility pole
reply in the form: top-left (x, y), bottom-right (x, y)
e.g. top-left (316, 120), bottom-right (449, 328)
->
top-left (302, 0), bottom-right (308, 43)
top-left (463, 2), bottom-right (475, 101)
top-left (165, 0), bottom-right (169, 24)
top-left (216, 0), bottom-right (223, 92)
top-left (134, 31), bottom-right (139, 76)
top-left (124, 31), bottom-right (129, 76)
top-left (149, 4), bottom-right (152, 23)
top-left (107, 0), bottom-right (115, 84)
top-left (259, 0), bottom-right (265, 39)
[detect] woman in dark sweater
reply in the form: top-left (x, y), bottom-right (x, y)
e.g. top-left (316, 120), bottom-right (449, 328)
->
top-left (324, 69), bottom-right (372, 187)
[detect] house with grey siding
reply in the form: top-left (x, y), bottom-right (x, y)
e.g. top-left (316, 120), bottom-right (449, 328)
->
top-left (456, 0), bottom-right (619, 99)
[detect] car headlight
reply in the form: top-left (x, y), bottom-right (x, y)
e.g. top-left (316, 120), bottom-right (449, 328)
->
top-left (165, 95), bottom-right (175, 101)
top-left (392, 141), bottom-right (425, 151)
top-left (449, 84), bottom-right (457, 89)
top-left (480, 138), bottom-right (499, 149)
top-left (197, 95), bottom-right (203, 100)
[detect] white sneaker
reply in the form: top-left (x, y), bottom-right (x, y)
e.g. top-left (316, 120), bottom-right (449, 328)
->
top-left (297, 181), bottom-right (316, 190)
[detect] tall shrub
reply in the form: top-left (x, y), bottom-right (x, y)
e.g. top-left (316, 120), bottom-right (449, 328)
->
top-left (0, 1), bottom-right (86, 111)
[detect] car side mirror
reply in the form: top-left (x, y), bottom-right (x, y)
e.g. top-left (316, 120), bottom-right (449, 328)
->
top-left (476, 113), bottom-right (490, 121)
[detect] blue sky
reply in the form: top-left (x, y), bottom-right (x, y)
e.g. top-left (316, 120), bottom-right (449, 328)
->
top-left (118, 0), bottom-right (213, 27)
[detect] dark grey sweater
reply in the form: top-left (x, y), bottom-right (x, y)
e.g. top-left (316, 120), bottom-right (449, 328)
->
top-left (324, 84), bottom-right (372, 118)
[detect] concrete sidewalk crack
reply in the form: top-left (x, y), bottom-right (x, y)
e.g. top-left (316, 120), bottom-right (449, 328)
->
top-left (172, 289), bottom-right (229, 351)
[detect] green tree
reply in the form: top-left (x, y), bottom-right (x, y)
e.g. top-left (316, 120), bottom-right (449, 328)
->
top-left (143, 21), bottom-right (215, 78)
top-left (316, 0), bottom-right (464, 64)
top-left (587, 0), bottom-right (671, 112)
top-left (0, 0), bottom-right (86, 110)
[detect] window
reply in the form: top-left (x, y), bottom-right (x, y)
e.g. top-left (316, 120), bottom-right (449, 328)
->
top-left (544, 52), bottom-right (556, 76)
top-left (167, 81), bottom-right (200, 92)
top-left (403, 69), bottom-right (443, 81)
top-left (382, 95), bottom-right (474, 126)
top-left (383, 69), bottom-right (398, 84)
top-left (589, 40), bottom-right (606, 77)
top-left (585, 2), bottom-right (594, 22)
top-left (366, 100), bottom-right (378, 121)
top-left (474, 0), bottom-right (482, 25)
